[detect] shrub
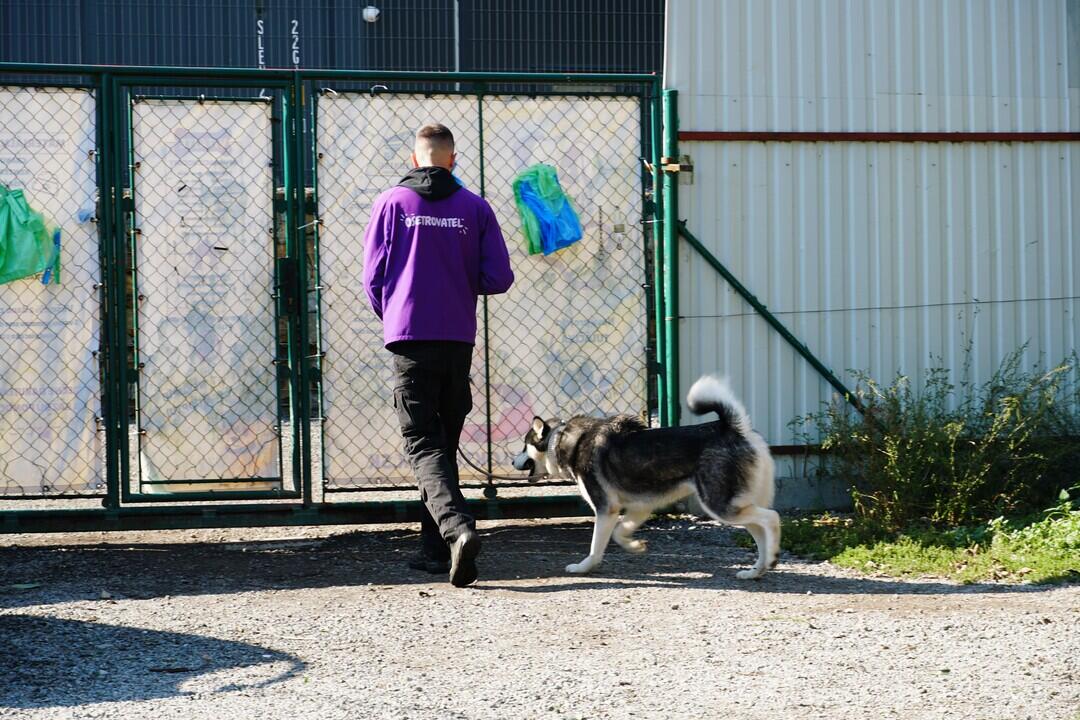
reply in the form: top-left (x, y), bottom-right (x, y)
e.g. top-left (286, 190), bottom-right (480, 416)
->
top-left (796, 348), bottom-right (1080, 529)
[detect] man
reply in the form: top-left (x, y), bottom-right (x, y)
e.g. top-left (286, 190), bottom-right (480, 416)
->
top-left (362, 123), bottom-right (514, 587)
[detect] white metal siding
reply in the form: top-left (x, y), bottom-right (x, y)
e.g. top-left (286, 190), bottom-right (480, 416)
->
top-left (667, 0), bottom-right (1079, 133)
top-left (667, 0), bottom-right (1080, 441)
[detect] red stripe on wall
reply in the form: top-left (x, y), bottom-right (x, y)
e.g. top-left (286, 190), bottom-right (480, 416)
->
top-left (679, 131), bottom-right (1080, 143)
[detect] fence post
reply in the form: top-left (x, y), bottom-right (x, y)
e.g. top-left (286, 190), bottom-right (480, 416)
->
top-left (476, 84), bottom-right (498, 497)
top-left (649, 84), bottom-right (666, 426)
top-left (662, 88), bottom-right (680, 426)
top-left (291, 72), bottom-right (314, 506)
top-left (112, 75), bottom-right (135, 503)
top-left (98, 72), bottom-right (120, 509)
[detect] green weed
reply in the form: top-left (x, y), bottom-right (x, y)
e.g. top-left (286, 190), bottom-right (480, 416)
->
top-left (774, 490), bottom-right (1080, 584)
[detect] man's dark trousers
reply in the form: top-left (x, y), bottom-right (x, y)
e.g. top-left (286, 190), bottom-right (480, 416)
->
top-left (390, 340), bottom-right (475, 559)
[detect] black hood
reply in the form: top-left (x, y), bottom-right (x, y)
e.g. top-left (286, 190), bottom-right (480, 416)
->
top-left (397, 166), bottom-right (462, 201)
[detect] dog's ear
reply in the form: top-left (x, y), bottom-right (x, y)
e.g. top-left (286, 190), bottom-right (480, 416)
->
top-left (531, 416), bottom-right (548, 437)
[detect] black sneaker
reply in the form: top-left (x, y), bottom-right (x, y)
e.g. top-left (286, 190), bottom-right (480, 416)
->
top-left (406, 554), bottom-right (450, 574)
top-left (448, 529), bottom-right (480, 587)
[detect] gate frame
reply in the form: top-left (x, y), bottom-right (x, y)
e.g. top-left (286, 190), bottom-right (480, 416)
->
top-left (112, 74), bottom-right (305, 504)
top-left (0, 63), bottom-right (667, 534)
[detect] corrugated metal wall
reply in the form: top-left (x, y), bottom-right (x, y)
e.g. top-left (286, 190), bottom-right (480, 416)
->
top-left (668, 0), bottom-right (1079, 133)
top-left (0, 0), bottom-right (662, 73)
top-left (667, 0), bottom-right (1080, 442)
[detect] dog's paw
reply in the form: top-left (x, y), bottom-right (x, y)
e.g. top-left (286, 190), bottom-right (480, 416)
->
top-left (736, 567), bottom-right (765, 580)
top-left (565, 561), bottom-right (594, 574)
top-left (623, 539), bottom-right (647, 554)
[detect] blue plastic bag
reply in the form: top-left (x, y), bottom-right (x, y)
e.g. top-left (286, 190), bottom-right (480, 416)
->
top-left (512, 164), bottom-right (583, 255)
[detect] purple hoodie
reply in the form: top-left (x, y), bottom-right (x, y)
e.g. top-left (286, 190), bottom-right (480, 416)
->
top-left (362, 167), bottom-right (514, 346)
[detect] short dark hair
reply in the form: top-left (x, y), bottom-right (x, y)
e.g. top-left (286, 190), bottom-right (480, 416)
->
top-left (416, 123), bottom-right (455, 151)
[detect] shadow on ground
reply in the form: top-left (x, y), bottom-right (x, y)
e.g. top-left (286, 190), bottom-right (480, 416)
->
top-left (1, 519), bottom-right (1067, 613)
top-left (0, 615), bottom-right (304, 709)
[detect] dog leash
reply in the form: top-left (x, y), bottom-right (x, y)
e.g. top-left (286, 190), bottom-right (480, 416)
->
top-left (456, 446), bottom-right (552, 483)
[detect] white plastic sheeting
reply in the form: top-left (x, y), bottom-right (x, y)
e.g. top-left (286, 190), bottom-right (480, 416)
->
top-left (315, 93), bottom-right (646, 487)
top-left (0, 88), bottom-right (102, 495)
top-left (315, 94), bottom-right (485, 487)
top-left (131, 100), bottom-right (281, 482)
top-left (483, 96), bottom-right (646, 475)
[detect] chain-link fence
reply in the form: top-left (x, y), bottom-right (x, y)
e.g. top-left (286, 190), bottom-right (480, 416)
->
top-left (0, 84), bottom-right (105, 498)
top-left (0, 66), bottom-right (659, 511)
top-left (312, 85), bottom-right (652, 492)
top-left (313, 92), bottom-right (487, 490)
top-left (482, 95), bottom-right (649, 481)
top-left (120, 89), bottom-right (297, 497)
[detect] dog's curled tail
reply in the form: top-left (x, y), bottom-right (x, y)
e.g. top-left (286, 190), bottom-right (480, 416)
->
top-left (686, 375), bottom-right (752, 436)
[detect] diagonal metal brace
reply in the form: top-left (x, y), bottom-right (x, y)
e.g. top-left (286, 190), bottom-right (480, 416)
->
top-left (677, 221), bottom-right (863, 414)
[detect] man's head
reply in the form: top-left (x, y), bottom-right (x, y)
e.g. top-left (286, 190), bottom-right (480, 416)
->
top-left (412, 123), bottom-right (456, 170)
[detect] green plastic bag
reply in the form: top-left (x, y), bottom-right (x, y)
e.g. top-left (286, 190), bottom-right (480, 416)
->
top-left (0, 185), bottom-right (61, 286)
top-left (512, 164), bottom-right (583, 256)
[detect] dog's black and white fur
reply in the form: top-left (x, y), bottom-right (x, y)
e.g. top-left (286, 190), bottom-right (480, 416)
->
top-left (512, 376), bottom-right (780, 579)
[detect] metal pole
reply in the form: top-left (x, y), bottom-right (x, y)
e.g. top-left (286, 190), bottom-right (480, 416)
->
top-left (454, 1), bottom-right (461, 91)
top-left (0, 63), bottom-right (657, 85)
top-left (98, 72), bottom-right (119, 509)
top-left (649, 85), bottom-right (666, 426)
top-left (292, 74), bottom-right (314, 507)
top-left (478, 86), bottom-right (496, 497)
top-left (661, 88), bottom-right (680, 426)
top-left (118, 83), bottom-right (138, 503)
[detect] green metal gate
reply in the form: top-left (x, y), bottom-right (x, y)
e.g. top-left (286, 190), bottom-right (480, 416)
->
top-left (0, 64), bottom-right (664, 533)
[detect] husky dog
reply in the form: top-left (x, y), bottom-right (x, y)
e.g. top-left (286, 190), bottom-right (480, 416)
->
top-left (512, 376), bottom-right (780, 579)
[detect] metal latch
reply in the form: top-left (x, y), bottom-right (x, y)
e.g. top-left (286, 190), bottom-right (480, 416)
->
top-left (661, 155), bottom-right (694, 184)
top-left (661, 155), bottom-right (694, 173)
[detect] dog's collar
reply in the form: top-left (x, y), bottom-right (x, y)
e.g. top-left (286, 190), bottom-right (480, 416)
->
top-left (545, 422), bottom-right (566, 476)
top-left (546, 422), bottom-right (565, 452)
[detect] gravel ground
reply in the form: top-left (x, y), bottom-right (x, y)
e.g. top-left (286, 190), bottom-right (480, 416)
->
top-left (1, 517), bottom-right (1078, 720)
